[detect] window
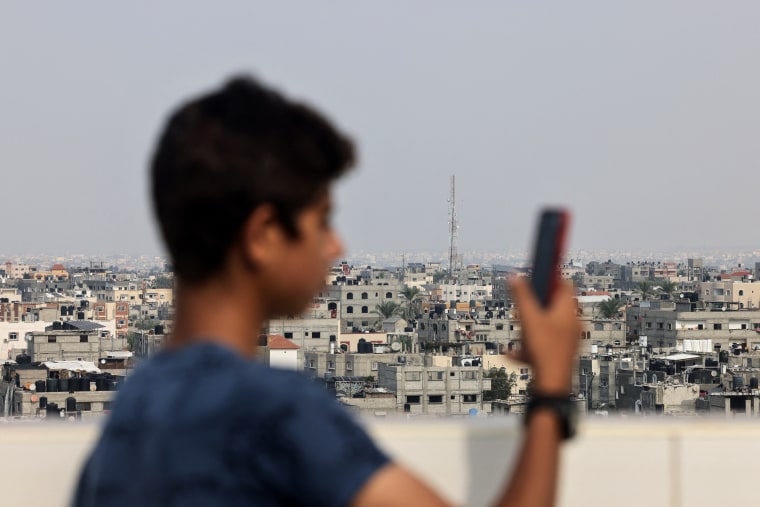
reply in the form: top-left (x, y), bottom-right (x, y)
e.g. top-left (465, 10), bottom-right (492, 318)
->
top-left (346, 321), bottom-right (353, 328)
top-left (601, 377), bottom-right (609, 387)
top-left (48, 336), bottom-right (56, 343)
top-left (714, 323), bottom-right (722, 330)
top-left (361, 292), bottom-right (368, 300)
top-left (428, 395), bottom-right (443, 404)
top-left (371, 361), bottom-right (378, 371)
top-left (327, 361), bottom-right (335, 370)
top-left (462, 371), bottom-right (477, 380)
top-left (80, 336), bottom-right (88, 343)
top-left (347, 293), bottom-right (354, 300)
top-left (346, 362), bottom-right (353, 371)
top-left (520, 368), bottom-right (529, 375)
top-left (739, 290), bottom-right (744, 296)
top-left (646, 322), bottom-right (652, 329)
top-left (309, 360), bottom-right (315, 369)
top-left (117, 305), bottom-right (126, 312)
top-left (406, 395), bottom-right (421, 404)
top-left (462, 394), bottom-right (477, 403)
top-left (76, 402), bottom-right (92, 411)
top-left (496, 324), bottom-right (503, 330)
top-left (405, 371), bottom-right (421, 381)
top-left (117, 320), bottom-right (125, 326)
top-left (427, 371), bottom-right (444, 381)
top-left (657, 323), bottom-right (663, 329)
top-left (347, 306), bottom-right (354, 314)
top-left (8, 332), bottom-right (17, 341)
top-left (284, 332), bottom-right (293, 339)
top-left (386, 292), bottom-right (392, 299)
top-left (361, 306), bottom-right (368, 314)
top-left (311, 332), bottom-right (321, 339)
top-left (361, 321), bottom-right (369, 327)
top-left (450, 372), bottom-right (456, 377)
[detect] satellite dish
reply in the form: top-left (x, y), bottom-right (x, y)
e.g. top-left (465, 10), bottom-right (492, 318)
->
top-left (29, 383), bottom-right (36, 392)
top-left (390, 342), bottom-right (402, 352)
top-left (100, 359), bottom-right (106, 364)
top-left (711, 370), bottom-right (717, 377)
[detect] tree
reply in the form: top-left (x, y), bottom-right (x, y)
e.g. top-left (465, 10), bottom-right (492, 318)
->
top-left (400, 285), bottom-right (422, 320)
top-left (636, 280), bottom-right (654, 301)
top-left (483, 368), bottom-right (518, 401)
top-left (657, 279), bottom-right (678, 299)
top-left (597, 298), bottom-right (624, 319)
top-left (432, 271), bottom-right (448, 283)
top-left (373, 301), bottom-right (401, 328)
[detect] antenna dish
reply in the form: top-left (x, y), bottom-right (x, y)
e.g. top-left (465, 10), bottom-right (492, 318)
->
top-left (390, 342), bottom-right (402, 352)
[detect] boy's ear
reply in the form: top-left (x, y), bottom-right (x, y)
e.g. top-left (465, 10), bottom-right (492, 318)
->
top-left (240, 204), bottom-right (281, 268)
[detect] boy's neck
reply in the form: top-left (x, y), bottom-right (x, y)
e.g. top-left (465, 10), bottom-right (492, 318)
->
top-left (168, 275), bottom-right (265, 358)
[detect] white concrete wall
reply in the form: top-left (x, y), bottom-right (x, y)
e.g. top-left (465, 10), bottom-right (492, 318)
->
top-left (3, 417), bottom-right (760, 506)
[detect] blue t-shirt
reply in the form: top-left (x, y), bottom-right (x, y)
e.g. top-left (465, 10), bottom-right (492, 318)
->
top-left (73, 343), bottom-right (389, 507)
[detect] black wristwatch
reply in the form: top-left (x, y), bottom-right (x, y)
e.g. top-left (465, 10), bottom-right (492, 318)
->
top-left (524, 395), bottom-right (577, 440)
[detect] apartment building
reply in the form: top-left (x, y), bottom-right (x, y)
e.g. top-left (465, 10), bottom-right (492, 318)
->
top-left (377, 363), bottom-right (492, 416)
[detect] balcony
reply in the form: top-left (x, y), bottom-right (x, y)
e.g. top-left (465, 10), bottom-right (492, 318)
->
top-left (3, 417), bottom-right (759, 506)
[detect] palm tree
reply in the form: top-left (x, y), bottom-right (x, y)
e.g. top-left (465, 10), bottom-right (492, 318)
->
top-left (597, 298), bottom-right (624, 319)
top-left (636, 280), bottom-right (654, 301)
top-left (374, 301), bottom-right (402, 329)
top-left (400, 285), bottom-right (422, 320)
top-left (658, 279), bottom-right (678, 299)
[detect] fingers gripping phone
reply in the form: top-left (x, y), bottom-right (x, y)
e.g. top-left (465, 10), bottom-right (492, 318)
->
top-left (530, 209), bottom-right (570, 307)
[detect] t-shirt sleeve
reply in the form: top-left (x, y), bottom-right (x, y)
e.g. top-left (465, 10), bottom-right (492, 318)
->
top-left (247, 375), bottom-right (390, 507)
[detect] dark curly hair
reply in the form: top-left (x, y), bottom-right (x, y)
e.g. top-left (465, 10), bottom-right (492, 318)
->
top-left (151, 76), bottom-right (355, 283)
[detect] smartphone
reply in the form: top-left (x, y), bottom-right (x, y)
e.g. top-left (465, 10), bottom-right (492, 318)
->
top-left (530, 208), bottom-right (570, 307)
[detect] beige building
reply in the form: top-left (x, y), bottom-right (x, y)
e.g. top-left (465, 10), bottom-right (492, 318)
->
top-left (377, 363), bottom-right (492, 416)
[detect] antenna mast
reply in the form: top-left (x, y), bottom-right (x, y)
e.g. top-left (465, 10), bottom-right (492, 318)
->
top-left (448, 175), bottom-right (458, 279)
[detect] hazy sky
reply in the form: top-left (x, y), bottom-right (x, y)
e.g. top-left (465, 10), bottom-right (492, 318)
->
top-left (1, 2), bottom-right (758, 260)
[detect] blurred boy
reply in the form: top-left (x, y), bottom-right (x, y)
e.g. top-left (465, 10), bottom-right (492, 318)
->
top-left (73, 76), bottom-right (580, 507)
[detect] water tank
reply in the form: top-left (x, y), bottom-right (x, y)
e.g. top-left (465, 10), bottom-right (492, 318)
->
top-left (751, 377), bottom-right (759, 389)
top-left (733, 376), bottom-right (744, 389)
top-left (719, 351), bottom-right (729, 363)
top-left (15, 354), bottom-right (31, 364)
top-left (52, 321), bottom-right (62, 330)
top-left (705, 359), bottom-right (718, 367)
top-left (35, 380), bottom-right (46, 393)
top-left (45, 403), bottom-right (59, 420)
top-left (155, 325), bottom-right (164, 335)
top-left (46, 378), bottom-right (59, 392)
top-left (58, 378), bottom-right (69, 392)
top-left (65, 397), bottom-right (77, 413)
top-left (39, 396), bottom-right (47, 409)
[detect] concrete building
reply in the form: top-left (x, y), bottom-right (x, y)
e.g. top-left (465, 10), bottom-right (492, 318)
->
top-left (377, 363), bottom-right (492, 416)
top-left (29, 322), bottom-right (105, 363)
top-left (303, 351), bottom-right (425, 379)
top-left (263, 334), bottom-right (300, 370)
top-left (626, 305), bottom-right (760, 352)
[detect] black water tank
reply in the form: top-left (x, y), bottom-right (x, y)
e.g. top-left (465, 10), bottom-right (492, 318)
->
top-left (35, 380), bottom-right (46, 393)
top-left (751, 377), bottom-right (759, 389)
top-left (733, 376), bottom-right (744, 389)
top-left (58, 378), bottom-right (69, 392)
top-left (46, 403), bottom-right (59, 420)
top-left (65, 397), bottom-right (76, 413)
top-left (15, 354), bottom-right (31, 364)
top-left (46, 378), bottom-right (59, 392)
top-left (719, 351), bottom-right (729, 363)
top-left (39, 396), bottom-right (47, 409)
top-left (52, 321), bottom-right (62, 330)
